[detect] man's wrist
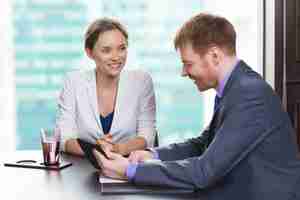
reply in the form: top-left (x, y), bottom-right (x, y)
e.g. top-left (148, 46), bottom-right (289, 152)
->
top-left (146, 148), bottom-right (159, 160)
top-left (126, 163), bottom-right (138, 181)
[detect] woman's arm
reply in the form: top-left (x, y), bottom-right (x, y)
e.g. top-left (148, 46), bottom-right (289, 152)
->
top-left (96, 72), bottom-right (156, 155)
top-left (136, 72), bottom-right (156, 147)
top-left (65, 139), bottom-right (84, 156)
top-left (114, 72), bottom-right (156, 155)
top-left (97, 135), bottom-right (147, 156)
top-left (56, 73), bottom-right (79, 153)
top-left (114, 136), bottom-right (147, 156)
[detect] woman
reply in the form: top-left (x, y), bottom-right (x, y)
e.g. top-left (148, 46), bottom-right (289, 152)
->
top-left (56, 18), bottom-right (156, 156)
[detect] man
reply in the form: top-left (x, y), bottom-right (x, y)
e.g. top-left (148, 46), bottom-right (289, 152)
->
top-left (93, 13), bottom-right (300, 200)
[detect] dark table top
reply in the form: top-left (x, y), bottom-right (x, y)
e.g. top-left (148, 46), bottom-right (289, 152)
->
top-left (0, 151), bottom-right (201, 200)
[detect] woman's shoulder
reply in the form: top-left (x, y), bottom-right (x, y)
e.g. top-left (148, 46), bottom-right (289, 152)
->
top-left (122, 69), bottom-right (153, 83)
top-left (64, 69), bottom-right (95, 83)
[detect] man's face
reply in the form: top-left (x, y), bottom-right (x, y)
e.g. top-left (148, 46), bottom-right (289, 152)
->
top-left (179, 44), bottom-right (218, 91)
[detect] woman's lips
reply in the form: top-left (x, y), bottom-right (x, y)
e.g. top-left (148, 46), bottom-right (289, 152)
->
top-left (108, 63), bottom-right (122, 69)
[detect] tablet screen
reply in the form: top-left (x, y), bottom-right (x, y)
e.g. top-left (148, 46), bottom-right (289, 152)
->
top-left (77, 138), bottom-right (109, 169)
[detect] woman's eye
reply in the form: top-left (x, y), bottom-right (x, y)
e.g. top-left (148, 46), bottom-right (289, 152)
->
top-left (101, 48), bottom-right (110, 53)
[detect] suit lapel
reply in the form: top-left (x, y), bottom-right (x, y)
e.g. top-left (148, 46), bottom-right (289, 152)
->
top-left (211, 60), bottom-right (245, 123)
top-left (206, 61), bottom-right (245, 141)
top-left (85, 70), bottom-right (102, 133)
top-left (220, 60), bottom-right (245, 100)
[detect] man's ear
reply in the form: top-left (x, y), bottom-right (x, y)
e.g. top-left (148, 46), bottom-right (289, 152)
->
top-left (208, 46), bottom-right (223, 66)
top-left (85, 48), bottom-right (94, 59)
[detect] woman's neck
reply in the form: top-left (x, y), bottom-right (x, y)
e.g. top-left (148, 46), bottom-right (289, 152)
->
top-left (95, 69), bottom-right (119, 90)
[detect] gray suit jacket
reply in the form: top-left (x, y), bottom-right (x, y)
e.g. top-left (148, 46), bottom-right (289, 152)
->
top-left (133, 61), bottom-right (300, 200)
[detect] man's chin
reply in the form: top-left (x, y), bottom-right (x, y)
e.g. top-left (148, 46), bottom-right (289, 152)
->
top-left (196, 85), bottom-right (207, 92)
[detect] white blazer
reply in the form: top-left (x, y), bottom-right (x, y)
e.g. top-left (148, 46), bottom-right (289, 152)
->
top-left (56, 69), bottom-right (156, 151)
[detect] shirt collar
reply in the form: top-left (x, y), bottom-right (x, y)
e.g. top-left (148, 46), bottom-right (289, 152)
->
top-left (216, 59), bottom-right (240, 98)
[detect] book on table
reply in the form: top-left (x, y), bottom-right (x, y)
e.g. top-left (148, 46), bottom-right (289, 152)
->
top-left (98, 174), bottom-right (194, 194)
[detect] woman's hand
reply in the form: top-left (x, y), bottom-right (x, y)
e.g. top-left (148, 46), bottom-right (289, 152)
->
top-left (96, 134), bottom-right (114, 152)
top-left (93, 149), bottom-right (129, 180)
top-left (128, 150), bottom-right (155, 164)
top-left (96, 135), bottom-right (148, 156)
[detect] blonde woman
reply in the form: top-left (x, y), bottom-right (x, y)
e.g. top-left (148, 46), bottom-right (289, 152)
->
top-left (56, 18), bottom-right (156, 156)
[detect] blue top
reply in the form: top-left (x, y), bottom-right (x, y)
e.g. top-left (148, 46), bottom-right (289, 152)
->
top-left (100, 111), bottom-right (114, 134)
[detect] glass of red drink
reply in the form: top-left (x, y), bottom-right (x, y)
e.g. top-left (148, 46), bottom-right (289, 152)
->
top-left (40, 128), bottom-right (61, 165)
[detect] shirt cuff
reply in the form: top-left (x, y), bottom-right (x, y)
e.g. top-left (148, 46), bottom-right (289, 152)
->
top-left (126, 163), bottom-right (138, 182)
top-left (146, 148), bottom-right (159, 159)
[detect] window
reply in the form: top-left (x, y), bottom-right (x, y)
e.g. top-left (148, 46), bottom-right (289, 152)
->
top-left (1, 0), bottom-right (262, 150)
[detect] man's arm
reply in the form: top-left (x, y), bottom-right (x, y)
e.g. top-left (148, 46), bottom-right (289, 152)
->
top-left (133, 83), bottom-right (271, 189)
top-left (155, 128), bottom-right (211, 161)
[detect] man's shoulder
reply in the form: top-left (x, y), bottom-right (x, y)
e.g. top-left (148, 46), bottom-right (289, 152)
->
top-left (233, 62), bottom-right (269, 93)
top-left (226, 63), bottom-right (274, 104)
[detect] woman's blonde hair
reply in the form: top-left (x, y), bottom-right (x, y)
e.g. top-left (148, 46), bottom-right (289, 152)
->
top-left (84, 18), bottom-right (128, 50)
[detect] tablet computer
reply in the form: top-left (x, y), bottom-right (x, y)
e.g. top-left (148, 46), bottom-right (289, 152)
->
top-left (77, 138), bottom-right (109, 169)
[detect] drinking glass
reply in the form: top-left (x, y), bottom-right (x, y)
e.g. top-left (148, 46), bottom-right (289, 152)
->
top-left (40, 128), bottom-right (61, 165)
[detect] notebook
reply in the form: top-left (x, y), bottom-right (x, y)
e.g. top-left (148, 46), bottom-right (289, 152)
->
top-left (78, 139), bottom-right (194, 194)
top-left (98, 174), bottom-right (194, 194)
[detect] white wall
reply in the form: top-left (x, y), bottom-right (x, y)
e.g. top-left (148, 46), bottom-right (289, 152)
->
top-left (265, 0), bottom-right (275, 88)
top-left (0, 0), bottom-right (15, 152)
top-left (201, 0), bottom-right (262, 127)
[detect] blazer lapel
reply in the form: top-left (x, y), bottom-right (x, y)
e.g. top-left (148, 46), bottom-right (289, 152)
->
top-left (109, 72), bottom-right (125, 136)
top-left (85, 70), bottom-right (102, 133)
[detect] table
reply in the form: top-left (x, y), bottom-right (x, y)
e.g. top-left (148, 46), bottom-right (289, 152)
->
top-left (0, 151), bottom-right (201, 200)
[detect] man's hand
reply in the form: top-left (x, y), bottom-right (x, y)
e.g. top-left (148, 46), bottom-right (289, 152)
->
top-left (93, 149), bottom-right (129, 180)
top-left (128, 150), bottom-right (155, 164)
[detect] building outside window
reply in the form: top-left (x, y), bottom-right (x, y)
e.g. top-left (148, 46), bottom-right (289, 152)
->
top-left (0, 0), bottom-right (261, 150)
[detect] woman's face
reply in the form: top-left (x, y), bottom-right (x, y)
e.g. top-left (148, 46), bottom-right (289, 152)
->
top-left (86, 29), bottom-right (128, 78)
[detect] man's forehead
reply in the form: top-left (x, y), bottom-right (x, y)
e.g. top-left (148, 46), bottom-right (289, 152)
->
top-left (178, 42), bottom-right (193, 51)
top-left (179, 45), bottom-right (199, 60)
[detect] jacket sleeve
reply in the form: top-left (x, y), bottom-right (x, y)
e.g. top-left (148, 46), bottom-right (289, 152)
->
top-left (136, 72), bottom-right (156, 147)
top-left (155, 128), bottom-right (211, 161)
top-left (55, 73), bottom-right (78, 151)
top-left (134, 81), bottom-right (275, 190)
